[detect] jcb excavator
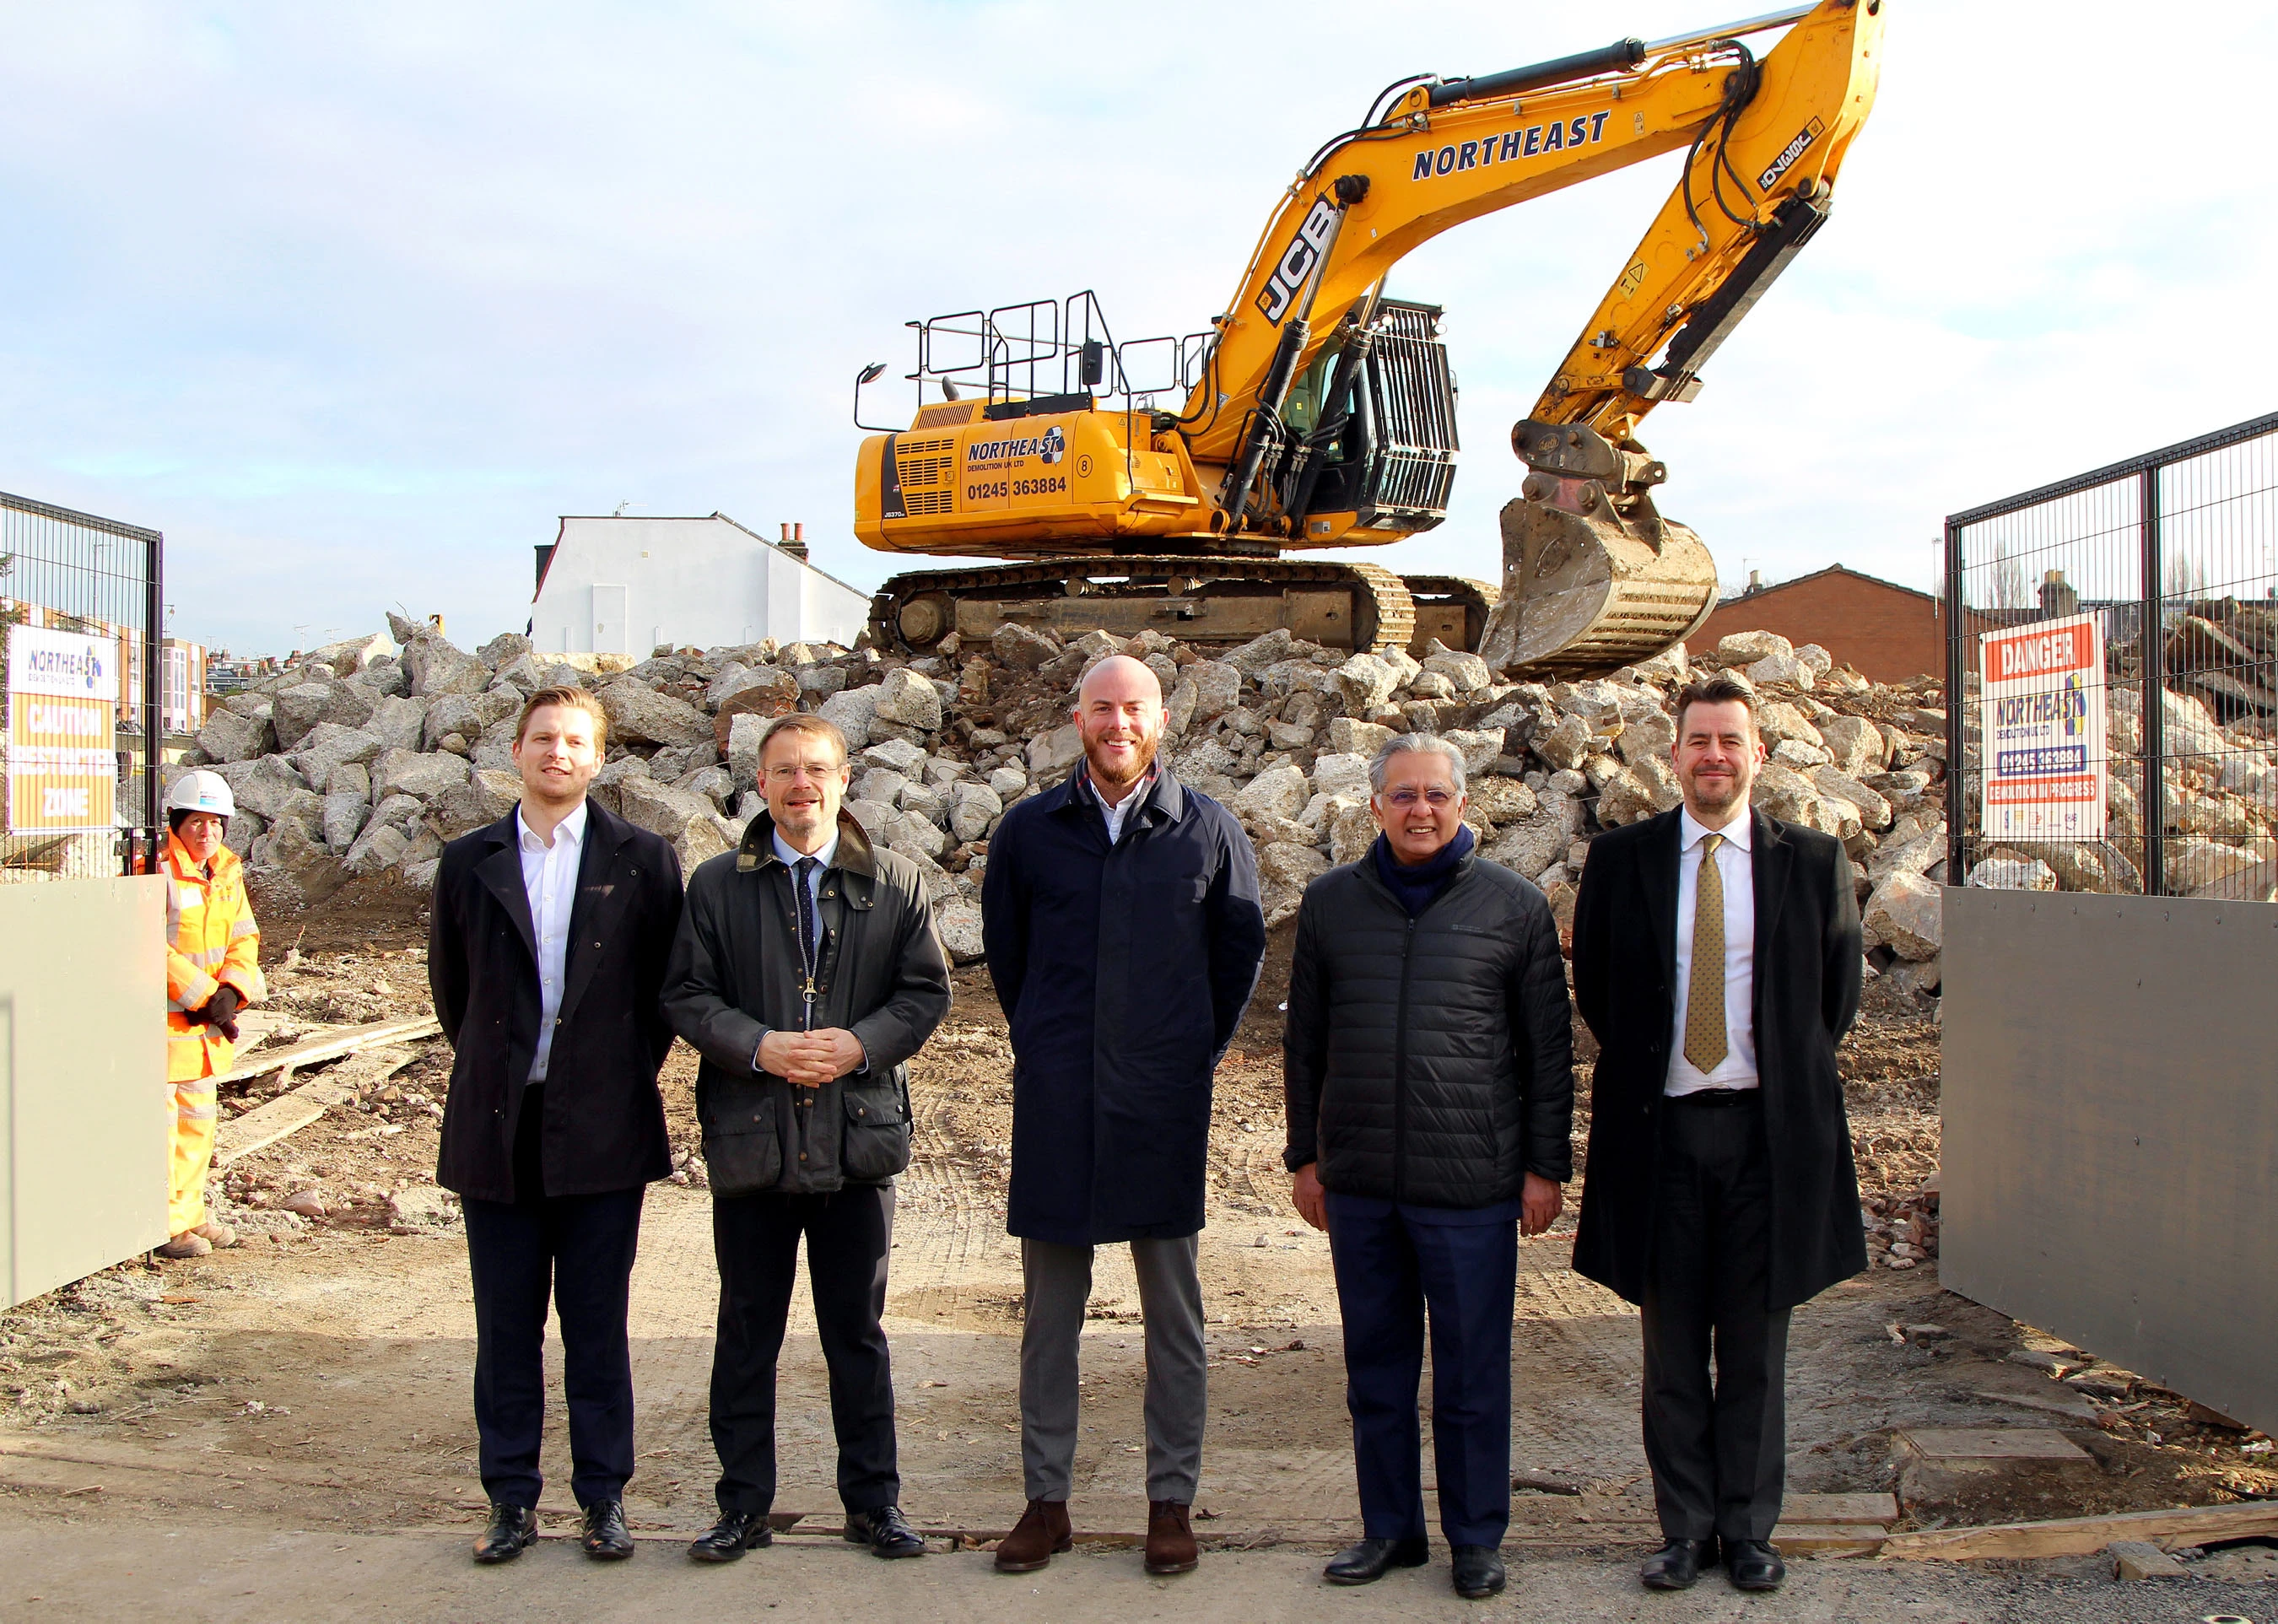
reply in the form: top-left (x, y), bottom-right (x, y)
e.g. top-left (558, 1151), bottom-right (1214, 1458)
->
top-left (852, 0), bottom-right (1882, 673)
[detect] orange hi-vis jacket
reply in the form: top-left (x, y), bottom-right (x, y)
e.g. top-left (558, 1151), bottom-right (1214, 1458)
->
top-left (162, 834), bottom-right (265, 1082)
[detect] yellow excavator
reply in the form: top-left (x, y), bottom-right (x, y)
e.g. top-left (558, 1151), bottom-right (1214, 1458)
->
top-left (852, 0), bottom-right (1882, 673)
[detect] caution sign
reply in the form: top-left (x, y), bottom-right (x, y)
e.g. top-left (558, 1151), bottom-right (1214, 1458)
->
top-left (1978, 612), bottom-right (2106, 842)
top-left (4, 625), bottom-right (118, 834)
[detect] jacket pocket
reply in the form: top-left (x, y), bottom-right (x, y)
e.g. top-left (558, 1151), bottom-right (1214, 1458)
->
top-left (702, 1082), bottom-right (784, 1198)
top-left (840, 1070), bottom-right (912, 1183)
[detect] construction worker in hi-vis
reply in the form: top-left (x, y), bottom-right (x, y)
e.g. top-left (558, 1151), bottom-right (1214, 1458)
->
top-left (152, 769), bottom-right (264, 1259)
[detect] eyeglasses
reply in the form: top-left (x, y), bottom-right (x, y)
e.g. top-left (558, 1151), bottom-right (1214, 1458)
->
top-left (764, 762), bottom-right (843, 783)
top-left (1381, 789), bottom-right (1458, 809)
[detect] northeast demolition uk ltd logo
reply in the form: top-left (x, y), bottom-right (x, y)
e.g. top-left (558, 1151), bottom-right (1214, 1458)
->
top-left (22, 641), bottom-right (107, 692)
top-left (966, 425), bottom-right (1065, 467)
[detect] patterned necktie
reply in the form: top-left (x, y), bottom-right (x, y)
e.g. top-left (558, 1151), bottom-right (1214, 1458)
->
top-left (793, 857), bottom-right (820, 962)
top-left (1683, 833), bottom-right (1728, 1073)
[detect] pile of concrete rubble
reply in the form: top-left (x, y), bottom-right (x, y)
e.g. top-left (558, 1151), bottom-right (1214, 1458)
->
top-left (183, 611), bottom-right (2275, 997)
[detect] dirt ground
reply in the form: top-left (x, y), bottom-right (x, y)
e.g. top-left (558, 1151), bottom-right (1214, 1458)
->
top-left (2, 887), bottom-right (2273, 1615)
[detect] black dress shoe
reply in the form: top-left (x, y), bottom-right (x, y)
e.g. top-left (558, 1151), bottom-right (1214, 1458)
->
top-left (1639, 1537), bottom-right (1713, 1590)
top-left (688, 1509), bottom-right (772, 1562)
top-left (580, 1500), bottom-right (634, 1560)
top-left (1323, 1535), bottom-right (1430, 1585)
top-left (1724, 1538), bottom-right (1786, 1591)
top-left (473, 1502), bottom-right (537, 1564)
top-left (1450, 1545), bottom-right (1506, 1599)
top-left (845, 1503), bottom-right (926, 1558)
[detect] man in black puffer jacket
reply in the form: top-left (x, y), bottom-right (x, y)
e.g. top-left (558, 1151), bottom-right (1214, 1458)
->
top-left (1284, 733), bottom-right (1574, 1601)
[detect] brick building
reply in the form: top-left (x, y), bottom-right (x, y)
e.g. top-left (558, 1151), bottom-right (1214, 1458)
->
top-left (1697, 564), bottom-right (1952, 685)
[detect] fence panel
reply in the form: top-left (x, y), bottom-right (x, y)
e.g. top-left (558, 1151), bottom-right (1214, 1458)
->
top-left (0, 492), bottom-right (163, 881)
top-left (1945, 413), bottom-right (2278, 898)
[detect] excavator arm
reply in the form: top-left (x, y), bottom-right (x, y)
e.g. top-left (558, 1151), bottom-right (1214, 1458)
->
top-left (1190, 0), bottom-right (1882, 535)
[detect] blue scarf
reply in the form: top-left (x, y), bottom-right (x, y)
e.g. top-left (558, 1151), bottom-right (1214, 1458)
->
top-left (1371, 823), bottom-right (1475, 916)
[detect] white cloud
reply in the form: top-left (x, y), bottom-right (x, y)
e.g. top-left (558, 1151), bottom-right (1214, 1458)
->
top-left (2, 0), bottom-right (2273, 652)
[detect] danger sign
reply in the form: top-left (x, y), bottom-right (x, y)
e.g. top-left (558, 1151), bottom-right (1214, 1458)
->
top-left (1978, 612), bottom-right (2106, 841)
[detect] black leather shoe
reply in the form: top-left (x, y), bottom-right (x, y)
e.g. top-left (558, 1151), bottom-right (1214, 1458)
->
top-left (472, 1502), bottom-right (537, 1564)
top-left (1324, 1535), bottom-right (1430, 1585)
top-left (1640, 1537), bottom-right (1713, 1590)
top-left (1724, 1538), bottom-right (1785, 1591)
top-left (688, 1509), bottom-right (772, 1562)
top-left (845, 1503), bottom-right (926, 1559)
top-left (580, 1499), bottom-right (634, 1560)
top-left (1450, 1545), bottom-right (1506, 1599)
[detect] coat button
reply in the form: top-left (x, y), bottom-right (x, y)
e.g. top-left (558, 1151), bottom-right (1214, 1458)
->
top-left (799, 1152), bottom-right (808, 1162)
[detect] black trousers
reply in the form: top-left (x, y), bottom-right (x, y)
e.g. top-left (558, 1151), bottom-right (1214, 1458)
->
top-left (709, 1184), bottom-right (899, 1516)
top-left (462, 1087), bottom-right (646, 1510)
top-left (1640, 1093), bottom-right (1789, 1544)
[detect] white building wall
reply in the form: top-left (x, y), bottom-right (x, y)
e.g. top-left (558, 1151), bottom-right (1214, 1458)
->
top-left (529, 514), bottom-right (870, 655)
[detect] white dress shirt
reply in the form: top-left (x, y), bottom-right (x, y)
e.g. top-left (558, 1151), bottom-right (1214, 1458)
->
top-left (518, 798), bottom-right (587, 1083)
top-left (771, 826), bottom-right (839, 957)
top-left (1665, 806), bottom-right (1759, 1096)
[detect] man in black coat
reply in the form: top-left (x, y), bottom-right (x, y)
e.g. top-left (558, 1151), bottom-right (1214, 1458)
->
top-left (429, 686), bottom-right (684, 1565)
top-left (980, 654), bottom-right (1266, 1578)
top-left (1571, 672), bottom-right (1865, 1594)
top-left (661, 712), bottom-right (951, 1565)
top-left (1284, 733), bottom-right (1573, 1601)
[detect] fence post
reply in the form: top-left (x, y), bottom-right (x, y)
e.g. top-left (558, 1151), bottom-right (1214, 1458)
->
top-left (2137, 467), bottom-right (2164, 897)
top-left (1944, 515), bottom-right (1967, 882)
top-left (144, 529), bottom-right (163, 839)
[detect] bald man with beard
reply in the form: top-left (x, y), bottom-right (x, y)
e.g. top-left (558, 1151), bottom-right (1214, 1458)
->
top-left (980, 654), bottom-right (1266, 1578)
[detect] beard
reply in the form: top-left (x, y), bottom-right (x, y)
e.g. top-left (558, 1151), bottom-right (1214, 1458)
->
top-left (1084, 729), bottom-right (1161, 790)
top-left (1685, 768), bottom-right (1747, 815)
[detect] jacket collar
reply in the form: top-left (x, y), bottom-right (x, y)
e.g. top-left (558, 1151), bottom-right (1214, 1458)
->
top-left (1044, 758), bottom-right (1187, 828)
top-left (737, 806), bottom-right (879, 877)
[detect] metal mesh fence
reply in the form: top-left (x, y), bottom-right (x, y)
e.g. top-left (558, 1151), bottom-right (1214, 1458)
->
top-left (1945, 413), bottom-right (2278, 898)
top-left (0, 491), bottom-right (162, 882)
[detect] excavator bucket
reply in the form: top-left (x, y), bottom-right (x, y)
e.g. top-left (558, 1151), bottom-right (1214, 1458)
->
top-left (1476, 424), bottom-right (1720, 677)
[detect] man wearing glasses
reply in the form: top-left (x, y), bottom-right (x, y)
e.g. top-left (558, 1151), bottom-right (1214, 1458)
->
top-left (664, 713), bottom-right (952, 1563)
top-left (1283, 733), bottom-right (1574, 1600)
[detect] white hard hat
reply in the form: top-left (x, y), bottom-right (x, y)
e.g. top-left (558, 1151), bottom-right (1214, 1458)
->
top-left (167, 769), bottom-right (236, 818)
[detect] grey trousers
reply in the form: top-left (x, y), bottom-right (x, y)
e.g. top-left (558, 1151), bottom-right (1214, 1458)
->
top-left (1019, 1234), bottom-right (1206, 1505)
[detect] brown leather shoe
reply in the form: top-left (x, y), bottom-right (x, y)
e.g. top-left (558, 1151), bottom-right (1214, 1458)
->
top-left (1144, 1500), bottom-right (1197, 1576)
top-left (994, 1499), bottom-right (1072, 1573)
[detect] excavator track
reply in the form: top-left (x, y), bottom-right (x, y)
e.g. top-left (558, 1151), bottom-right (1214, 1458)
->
top-left (1397, 575), bottom-right (1499, 656)
top-left (871, 557), bottom-right (1415, 658)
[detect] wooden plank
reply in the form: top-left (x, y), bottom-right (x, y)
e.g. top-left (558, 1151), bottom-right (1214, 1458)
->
top-left (1784, 1492), bottom-right (1900, 1525)
top-left (213, 1046), bottom-right (419, 1167)
top-left (1772, 1523), bottom-right (1885, 1557)
top-left (2108, 1540), bottom-right (2189, 1580)
top-left (1893, 1427), bottom-right (2091, 1461)
top-left (1881, 1502), bottom-right (2278, 1562)
top-left (210, 1016), bottom-right (439, 1087)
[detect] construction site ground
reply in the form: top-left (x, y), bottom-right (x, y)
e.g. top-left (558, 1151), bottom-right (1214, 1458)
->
top-left (2, 888), bottom-right (2273, 1621)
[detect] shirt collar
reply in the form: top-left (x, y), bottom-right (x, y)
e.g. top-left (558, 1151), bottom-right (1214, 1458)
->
top-left (773, 827), bottom-right (839, 871)
top-left (1080, 760), bottom-right (1158, 816)
top-left (1680, 804), bottom-right (1752, 854)
top-left (518, 797), bottom-right (588, 854)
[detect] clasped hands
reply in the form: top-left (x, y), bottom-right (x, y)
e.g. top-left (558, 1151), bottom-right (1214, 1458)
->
top-left (758, 1027), bottom-right (866, 1087)
top-left (1290, 1163), bottom-right (1564, 1237)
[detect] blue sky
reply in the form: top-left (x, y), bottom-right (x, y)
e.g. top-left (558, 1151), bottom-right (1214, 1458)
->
top-left (3, 1), bottom-right (2272, 656)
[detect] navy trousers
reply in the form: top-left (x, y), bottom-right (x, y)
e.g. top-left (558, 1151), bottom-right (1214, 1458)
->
top-left (1326, 1191), bottom-right (1518, 1548)
top-left (462, 1087), bottom-right (646, 1511)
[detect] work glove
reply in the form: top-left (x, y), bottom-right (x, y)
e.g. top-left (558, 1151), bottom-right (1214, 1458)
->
top-left (202, 984), bottom-right (244, 1044)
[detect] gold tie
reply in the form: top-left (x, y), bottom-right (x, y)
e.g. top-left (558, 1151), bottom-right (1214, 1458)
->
top-left (1684, 833), bottom-right (1728, 1073)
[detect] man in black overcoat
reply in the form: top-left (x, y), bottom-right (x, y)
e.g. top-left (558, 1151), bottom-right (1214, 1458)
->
top-left (980, 653), bottom-right (1266, 1578)
top-left (1571, 672), bottom-right (1864, 1594)
top-left (429, 686), bottom-right (684, 1565)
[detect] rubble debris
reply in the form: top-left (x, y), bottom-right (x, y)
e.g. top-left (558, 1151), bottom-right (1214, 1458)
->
top-left (182, 614), bottom-right (2275, 989)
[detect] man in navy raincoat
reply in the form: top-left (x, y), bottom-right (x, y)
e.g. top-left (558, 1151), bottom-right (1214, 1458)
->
top-left (980, 652), bottom-right (1265, 1578)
